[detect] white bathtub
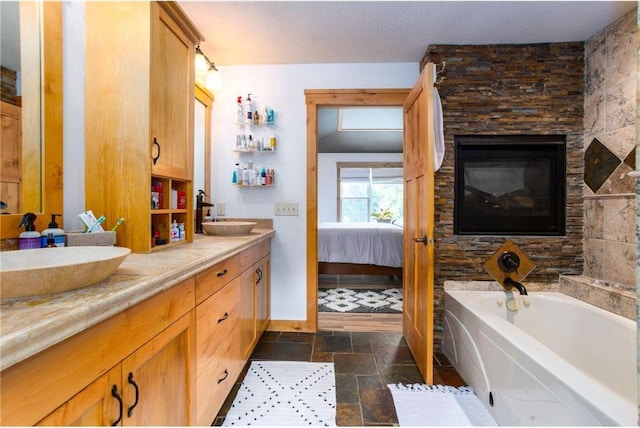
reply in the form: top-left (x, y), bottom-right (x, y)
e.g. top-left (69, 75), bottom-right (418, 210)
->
top-left (443, 289), bottom-right (637, 426)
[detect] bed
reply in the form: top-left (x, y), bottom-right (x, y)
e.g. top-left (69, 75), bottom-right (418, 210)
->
top-left (317, 222), bottom-right (403, 276)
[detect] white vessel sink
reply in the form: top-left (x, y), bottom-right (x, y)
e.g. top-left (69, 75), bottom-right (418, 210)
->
top-left (202, 221), bottom-right (257, 236)
top-left (0, 246), bottom-right (131, 300)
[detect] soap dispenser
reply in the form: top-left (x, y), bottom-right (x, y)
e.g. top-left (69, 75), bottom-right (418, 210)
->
top-left (19, 212), bottom-right (41, 250)
top-left (41, 213), bottom-right (65, 247)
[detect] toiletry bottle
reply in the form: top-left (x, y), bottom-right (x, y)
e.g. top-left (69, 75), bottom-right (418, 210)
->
top-left (253, 110), bottom-right (260, 125)
top-left (40, 213), bottom-right (65, 247)
top-left (171, 220), bottom-right (179, 242)
top-left (270, 133), bottom-right (276, 151)
top-left (236, 96), bottom-right (244, 122)
top-left (245, 94), bottom-right (253, 123)
top-left (19, 212), bottom-right (41, 250)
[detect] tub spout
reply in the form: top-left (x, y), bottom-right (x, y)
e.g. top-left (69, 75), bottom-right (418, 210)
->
top-left (504, 277), bottom-right (528, 295)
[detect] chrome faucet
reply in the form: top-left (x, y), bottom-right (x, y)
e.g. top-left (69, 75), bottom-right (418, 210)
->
top-left (504, 277), bottom-right (528, 295)
top-left (196, 190), bottom-right (214, 234)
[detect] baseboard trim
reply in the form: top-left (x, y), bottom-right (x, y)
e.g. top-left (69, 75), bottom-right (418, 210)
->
top-left (266, 319), bottom-right (316, 333)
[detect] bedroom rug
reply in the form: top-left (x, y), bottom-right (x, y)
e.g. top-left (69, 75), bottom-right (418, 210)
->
top-left (222, 361), bottom-right (336, 426)
top-left (318, 288), bottom-right (402, 313)
top-left (387, 384), bottom-right (497, 426)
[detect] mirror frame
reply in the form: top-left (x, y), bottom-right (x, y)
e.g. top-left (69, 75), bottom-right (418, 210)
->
top-left (0, 2), bottom-right (63, 241)
top-left (194, 81), bottom-right (213, 199)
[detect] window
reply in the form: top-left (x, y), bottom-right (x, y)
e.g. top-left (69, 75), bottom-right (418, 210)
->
top-left (337, 163), bottom-right (403, 223)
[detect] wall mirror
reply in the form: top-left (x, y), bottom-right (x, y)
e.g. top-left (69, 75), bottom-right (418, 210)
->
top-left (193, 82), bottom-right (213, 210)
top-left (0, 2), bottom-right (63, 240)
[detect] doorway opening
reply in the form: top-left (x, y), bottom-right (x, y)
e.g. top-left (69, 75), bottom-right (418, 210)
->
top-left (305, 89), bottom-right (410, 332)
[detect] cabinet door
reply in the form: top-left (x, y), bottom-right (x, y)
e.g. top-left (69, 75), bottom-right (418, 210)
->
top-left (121, 312), bottom-right (195, 426)
top-left (150, 3), bottom-right (194, 180)
top-left (37, 366), bottom-right (122, 426)
top-left (255, 255), bottom-right (270, 337)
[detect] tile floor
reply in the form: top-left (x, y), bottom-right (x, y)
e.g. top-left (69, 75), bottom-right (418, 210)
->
top-left (213, 331), bottom-right (466, 426)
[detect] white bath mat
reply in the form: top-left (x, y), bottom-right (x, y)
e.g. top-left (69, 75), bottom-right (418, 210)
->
top-left (222, 361), bottom-right (336, 426)
top-left (388, 384), bottom-right (497, 426)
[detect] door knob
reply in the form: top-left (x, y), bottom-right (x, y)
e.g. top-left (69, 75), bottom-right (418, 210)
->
top-left (413, 235), bottom-right (427, 246)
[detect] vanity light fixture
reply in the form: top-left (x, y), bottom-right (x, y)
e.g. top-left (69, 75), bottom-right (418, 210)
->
top-left (195, 45), bottom-right (221, 91)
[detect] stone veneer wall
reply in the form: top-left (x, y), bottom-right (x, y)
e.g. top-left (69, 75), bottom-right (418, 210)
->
top-left (421, 43), bottom-right (585, 346)
top-left (583, 9), bottom-right (637, 290)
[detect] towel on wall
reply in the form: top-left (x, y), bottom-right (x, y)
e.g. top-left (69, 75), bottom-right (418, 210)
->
top-left (433, 88), bottom-right (445, 171)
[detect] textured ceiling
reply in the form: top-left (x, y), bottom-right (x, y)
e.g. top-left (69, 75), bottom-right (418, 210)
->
top-left (179, 1), bottom-right (636, 66)
top-left (179, 0), bottom-right (636, 153)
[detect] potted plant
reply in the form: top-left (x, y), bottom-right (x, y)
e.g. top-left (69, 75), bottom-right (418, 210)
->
top-left (372, 207), bottom-right (394, 223)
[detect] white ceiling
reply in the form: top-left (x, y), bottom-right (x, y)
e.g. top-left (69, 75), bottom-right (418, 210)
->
top-left (178, 1), bottom-right (636, 66)
top-left (179, 1), bottom-right (636, 153)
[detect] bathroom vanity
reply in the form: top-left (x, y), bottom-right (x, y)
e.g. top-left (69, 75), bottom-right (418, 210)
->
top-left (0, 231), bottom-right (273, 426)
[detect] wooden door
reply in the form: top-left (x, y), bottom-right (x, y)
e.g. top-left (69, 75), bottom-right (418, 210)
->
top-left (402, 64), bottom-right (436, 383)
top-left (37, 366), bottom-right (122, 426)
top-left (150, 2), bottom-right (194, 180)
top-left (121, 312), bottom-right (195, 426)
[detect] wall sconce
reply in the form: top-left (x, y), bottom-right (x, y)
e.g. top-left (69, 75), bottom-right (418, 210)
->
top-left (195, 45), bottom-right (221, 92)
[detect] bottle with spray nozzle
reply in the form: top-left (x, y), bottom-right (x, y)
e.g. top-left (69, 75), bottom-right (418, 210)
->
top-left (19, 212), bottom-right (41, 250)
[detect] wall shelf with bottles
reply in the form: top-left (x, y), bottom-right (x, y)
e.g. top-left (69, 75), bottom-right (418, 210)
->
top-left (151, 176), bottom-right (191, 250)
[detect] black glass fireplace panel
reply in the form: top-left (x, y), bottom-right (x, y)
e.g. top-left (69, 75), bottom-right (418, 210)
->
top-left (454, 136), bottom-right (566, 236)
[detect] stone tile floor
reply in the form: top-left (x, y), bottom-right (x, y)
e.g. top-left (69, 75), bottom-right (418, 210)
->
top-left (213, 331), bottom-right (466, 426)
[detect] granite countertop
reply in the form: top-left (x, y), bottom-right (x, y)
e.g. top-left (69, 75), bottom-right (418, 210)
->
top-left (0, 229), bottom-right (275, 372)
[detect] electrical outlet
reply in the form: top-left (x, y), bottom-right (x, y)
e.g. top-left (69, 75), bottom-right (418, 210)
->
top-left (217, 202), bottom-right (226, 216)
top-left (274, 202), bottom-right (298, 216)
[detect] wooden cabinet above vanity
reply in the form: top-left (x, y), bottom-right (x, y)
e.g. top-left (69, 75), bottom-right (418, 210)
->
top-left (84, 1), bottom-right (203, 253)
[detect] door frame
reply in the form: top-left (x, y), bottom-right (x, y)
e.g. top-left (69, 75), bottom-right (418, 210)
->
top-left (304, 89), bottom-right (411, 332)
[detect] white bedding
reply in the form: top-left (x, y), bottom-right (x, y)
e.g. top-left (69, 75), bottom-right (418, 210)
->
top-left (318, 222), bottom-right (403, 268)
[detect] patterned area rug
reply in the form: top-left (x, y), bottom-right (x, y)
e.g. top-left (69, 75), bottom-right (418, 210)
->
top-left (222, 361), bottom-right (336, 426)
top-left (388, 384), bottom-right (497, 426)
top-left (318, 288), bottom-right (402, 313)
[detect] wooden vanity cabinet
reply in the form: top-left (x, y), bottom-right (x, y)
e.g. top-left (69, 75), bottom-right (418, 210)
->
top-left (84, 1), bottom-right (203, 253)
top-left (0, 278), bottom-right (195, 426)
top-left (195, 241), bottom-right (271, 425)
top-left (37, 313), bottom-right (194, 426)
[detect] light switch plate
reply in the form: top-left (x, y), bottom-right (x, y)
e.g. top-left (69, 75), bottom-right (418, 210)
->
top-left (274, 202), bottom-right (298, 216)
top-left (216, 202), bottom-right (226, 216)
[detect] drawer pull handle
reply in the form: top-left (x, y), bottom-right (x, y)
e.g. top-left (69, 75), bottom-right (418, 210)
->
top-left (127, 372), bottom-right (139, 417)
top-left (217, 312), bottom-right (229, 323)
top-left (256, 267), bottom-right (262, 283)
top-left (111, 385), bottom-right (123, 426)
top-left (218, 369), bottom-right (229, 384)
top-left (217, 269), bottom-right (228, 277)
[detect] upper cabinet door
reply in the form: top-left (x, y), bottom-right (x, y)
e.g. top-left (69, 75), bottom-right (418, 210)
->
top-left (150, 3), bottom-right (196, 180)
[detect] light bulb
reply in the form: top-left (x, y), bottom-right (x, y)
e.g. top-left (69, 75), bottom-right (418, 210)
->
top-left (205, 67), bottom-right (221, 91)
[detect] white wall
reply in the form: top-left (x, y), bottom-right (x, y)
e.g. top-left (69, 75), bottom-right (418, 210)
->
top-left (211, 63), bottom-right (418, 320)
top-left (317, 153), bottom-right (403, 223)
top-left (62, 2), bottom-right (85, 232)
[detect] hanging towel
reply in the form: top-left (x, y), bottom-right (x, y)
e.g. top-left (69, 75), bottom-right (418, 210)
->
top-left (433, 88), bottom-right (445, 171)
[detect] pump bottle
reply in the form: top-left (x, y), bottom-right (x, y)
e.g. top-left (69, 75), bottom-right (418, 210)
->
top-left (19, 213), bottom-right (41, 250)
top-left (41, 213), bottom-right (65, 247)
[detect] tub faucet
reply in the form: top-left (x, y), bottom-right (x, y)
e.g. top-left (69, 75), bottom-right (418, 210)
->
top-left (504, 277), bottom-right (528, 295)
top-left (196, 190), bottom-right (214, 234)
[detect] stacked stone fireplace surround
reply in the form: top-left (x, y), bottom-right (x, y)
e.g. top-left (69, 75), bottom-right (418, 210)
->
top-left (421, 8), bottom-right (637, 348)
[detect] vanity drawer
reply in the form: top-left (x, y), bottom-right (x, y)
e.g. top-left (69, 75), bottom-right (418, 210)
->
top-left (195, 239), bottom-right (271, 303)
top-left (196, 338), bottom-right (243, 425)
top-left (196, 281), bottom-right (239, 374)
